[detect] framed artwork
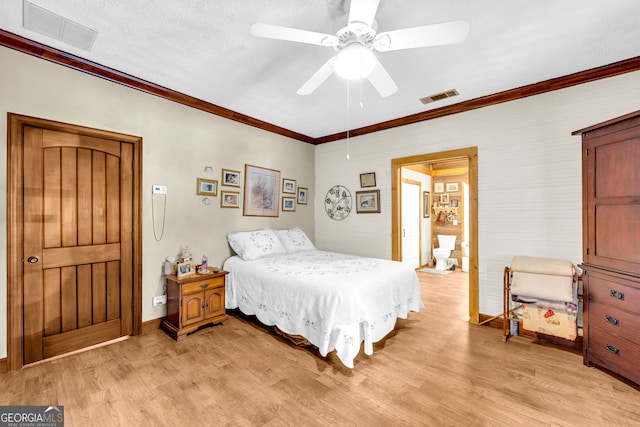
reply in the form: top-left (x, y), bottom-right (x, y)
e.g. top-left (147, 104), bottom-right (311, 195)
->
top-left (445, 182), bottom-right (459, 192)
top-left (356, 190), bottom-right (381, 213)
top-left (282, 196), bottom-right (296, 212)
top-left (440, 193), bottom-right (449, 204)
top-left (220, 191), bottom-right (240, 208)
top-left (196, 178), bottom-right (217, 196)
top-left (360, 172), bottom-right (376, 188)
top-left (434, 182), bottom-right (445, 193)
top-left (221, 169), bottom-right (241, 187)
top-left (282, 178), bottom-right (296, 194)
top-left (297, 187), bottom-right (308, 205)
top-left (243, 164), bottom-right (280, 217)
top-left (450, 198), bottom-right (459, 208)
top-left (423, 191), bottom-right (430, 218)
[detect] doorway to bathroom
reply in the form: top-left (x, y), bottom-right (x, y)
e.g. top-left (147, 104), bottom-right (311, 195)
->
top-left (391, 147), bottom-right (478, 324)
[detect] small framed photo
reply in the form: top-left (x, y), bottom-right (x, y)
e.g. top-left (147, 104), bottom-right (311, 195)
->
top-left (423, 191), bottom-right (430, 218)
top-left (445, 182), bottom-right (459, 193)
top-left (434, 182), bottom-right (445, 193)
top-left (196, 178), bottom-right (218, 196)
top-left (220, 191), bottom-right (240, 208)
top-left (282, 178), bottom-right (296, 194)
top-left (222, 169), bottom-right (241, 187)
top-left (297, 187), bottom-right (308, 205)
top-left (176, 259), bottom-right (195, 278)
top-left (356, 190), bottom-right (381, 213)
top-left (450, 198), bottom-right (459, 208)
top-left (282, 196), bottom-right (296, 212)
top-left (440, 193), bottom-right (449, 204)
top-left (360, 172), bottom-right (376, 188)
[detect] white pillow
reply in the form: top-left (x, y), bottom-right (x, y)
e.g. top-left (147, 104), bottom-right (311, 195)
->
top-left (276, 227), bottom-right (316, 253)
top-left (227, 229), bottom-right (287, 261)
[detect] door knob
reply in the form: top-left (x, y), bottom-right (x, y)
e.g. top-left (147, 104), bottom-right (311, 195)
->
top-left (27, 256), bottom-right (40, 264)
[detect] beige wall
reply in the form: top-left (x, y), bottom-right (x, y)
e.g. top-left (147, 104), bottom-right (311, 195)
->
top-left (0, 46), bottom-right (315, 358)
top-left (315, 71), bottom-right (640, 316)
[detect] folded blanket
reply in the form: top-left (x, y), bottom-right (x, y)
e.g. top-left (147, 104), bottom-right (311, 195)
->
top-left (511, 271), bottom-right (574, 303)
top-left (511, 256), bottom-right (575, 277)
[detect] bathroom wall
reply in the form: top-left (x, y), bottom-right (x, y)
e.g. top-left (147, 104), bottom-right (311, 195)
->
top-left (432, 173), bottom-right (467, 266)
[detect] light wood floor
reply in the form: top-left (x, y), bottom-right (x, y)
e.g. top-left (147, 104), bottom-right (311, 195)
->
top-left (2, 270), bottom-right (639, 426)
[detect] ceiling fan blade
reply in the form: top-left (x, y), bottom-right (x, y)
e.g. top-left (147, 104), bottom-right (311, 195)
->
top-left (366, 56), bottom-right (398, 97)
top-left (250, 23), bottom-right (338, 46)
top-left (374, 20), bottom-right (470, 52)
top-left (297, 57), bottom-right (337, 95)
top-left (348, 0), bottom-right (380, 31)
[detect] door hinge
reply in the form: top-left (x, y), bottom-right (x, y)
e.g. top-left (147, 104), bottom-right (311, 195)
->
top-left (586, 248), bottom-right (589, 255)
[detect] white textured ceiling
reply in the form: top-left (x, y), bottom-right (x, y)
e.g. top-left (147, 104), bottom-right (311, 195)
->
top-left (2, 0), bottom-right (640, 139)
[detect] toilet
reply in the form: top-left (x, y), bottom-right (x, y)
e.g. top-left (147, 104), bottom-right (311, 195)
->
top-left (434, 235), bottom-right (456, 270)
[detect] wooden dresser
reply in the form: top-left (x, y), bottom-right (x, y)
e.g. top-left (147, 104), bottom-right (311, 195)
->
top-left (161, 270), bottom-right (228, 341)
top-left (574, 110), bottom-right (640, 385)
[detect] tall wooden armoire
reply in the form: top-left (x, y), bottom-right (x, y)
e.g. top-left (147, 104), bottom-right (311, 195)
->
top-left (573, 111), bottom-right (640, 385)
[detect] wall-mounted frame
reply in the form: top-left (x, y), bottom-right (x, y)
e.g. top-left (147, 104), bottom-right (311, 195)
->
top-left (450, 198), bottom-right (459, 208)
top-left (220, 191), bottom-right (240, 208)
top-left (282, 178), bottom-right (296, 194)
top-left (243, 164), bottom-right (280, 217)
top-left (423, 191), bottom-right (430, 218)
top-left (360, 172), bottom-right (376, 188)
top-left (434, 182), bottom-right (445, 193)
top-left (297, 187), bottom-right (308, 205)
top-left (356, 189), bottom-right (381, 213)
top-left (445, 182), bottom-right (459, 192)
top-left (282, 196), bottom-right (296, 212)
top-left (440, 193), bottom-right (449, 204)
top-left (221, 169), bottom-right (241, 187)
top-left (196, 178), bottom-right (218, 196)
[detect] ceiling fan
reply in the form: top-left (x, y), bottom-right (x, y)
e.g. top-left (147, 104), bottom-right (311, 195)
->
top-left (250, 0), bottom-right (469, 97)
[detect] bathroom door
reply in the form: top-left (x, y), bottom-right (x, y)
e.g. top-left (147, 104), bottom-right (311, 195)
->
top-left (402, 180), bottom-right (421, 269)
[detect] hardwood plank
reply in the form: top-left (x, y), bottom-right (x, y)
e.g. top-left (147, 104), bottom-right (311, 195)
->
top-left (92, 151), bottom-right (107, 244)
top-left (77, 148), bottom-right (92, 246)
top-left (106, 261), bottom-right (121, 321)
top-left (43, 268), bottom-right (61, 336)
top-left (43, 129), bottom-right (121, 157)
top-left (60, 147), bottom-right (78, 247)
top-left (43, 147), bottom-right (61, 249)
top-left (106, 154), bottom-right (120, 243)
top-left (60, 266), bottom-right (78, 332)
top-left (77, 264), bottom-right (92, 329)
top-left (92, 263), bottom-right (107, 324)
top-left (42, 319), bottom-right (121, 359)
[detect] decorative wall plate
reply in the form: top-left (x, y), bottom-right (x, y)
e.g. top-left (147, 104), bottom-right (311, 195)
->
top-left (325, 185), bottom-right (352, 220)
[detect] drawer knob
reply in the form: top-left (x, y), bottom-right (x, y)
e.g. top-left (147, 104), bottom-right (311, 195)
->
top-left (605, 344), bottom-right (620, 356)
top-left (605, 315), bottom-right (620, 326)
top-left (609, 290), bottom-right (625, 301)
top-left (200, 283), bottom-right (209, 289)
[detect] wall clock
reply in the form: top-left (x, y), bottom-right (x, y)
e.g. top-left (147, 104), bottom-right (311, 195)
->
top-left (324, 185), bottom-right (352, 221)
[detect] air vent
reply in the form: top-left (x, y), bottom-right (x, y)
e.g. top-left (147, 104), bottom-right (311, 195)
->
top-left (419, 89), bottom-right (459, 105)
top-left (23, 0), bottom-right (97, 51)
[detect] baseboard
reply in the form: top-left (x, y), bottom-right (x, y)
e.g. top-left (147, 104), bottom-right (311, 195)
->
top-left (141, 318), bottom-right (162, 334)
top-left (0, 357), bottom-right (7, 373)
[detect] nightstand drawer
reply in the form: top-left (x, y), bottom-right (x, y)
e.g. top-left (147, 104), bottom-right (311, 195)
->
top-left (182, 277), bottom-right (224, 295)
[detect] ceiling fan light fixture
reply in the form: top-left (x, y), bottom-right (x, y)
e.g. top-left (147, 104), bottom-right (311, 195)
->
top-left (334, 44), bottom-right (375, 80)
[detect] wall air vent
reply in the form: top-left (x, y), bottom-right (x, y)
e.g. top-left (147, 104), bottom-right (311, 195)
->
top-left (23, 0), bottom-right (98, 51)
top-left (419, 89), bottom-right (459, 105)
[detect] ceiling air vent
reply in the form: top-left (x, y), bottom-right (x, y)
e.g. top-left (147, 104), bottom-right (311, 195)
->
top-left (23, 0), bottom-right (98, 51)
top-left (419, 89), bottom-right (459, 105)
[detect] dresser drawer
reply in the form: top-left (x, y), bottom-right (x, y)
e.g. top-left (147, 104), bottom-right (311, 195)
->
top-left (588, 326), bottom-right (640, 383)
top-left (182, 276), bottom-right (224, 295)
top-left (587, 272), bottom-right (640, 313)
top-left (589, 302), bottom-right (640, 344)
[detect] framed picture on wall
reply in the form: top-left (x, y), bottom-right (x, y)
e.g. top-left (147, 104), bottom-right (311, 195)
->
top-left (423, 191), bottom-right (430, 218)
top-left (297, 187), bottom-right (308, 205)
top-left (220, 191), bottom-right (240, 208)
top-left (446, 182), bottom-right (459, 192)
top-left (282, 196), bottom-right (296, 212)
top-left (243, 164), bottom-right (280, 217)
top-left (221, 169), bottom-right (241, 187)
top-left (360, 172), bottom-right (376, 188)
top-left (440, 193), bottom-right (449, 204)
top-left (282, 178), bottom-right (296, 194)
top-left (196, 178), bottom-right (218, 196)
top-left (434, 182), bottom-right (445, 193)
top-left (450, 198), bottom-right (459, 208)
top-left (355, 190), bottom-right (380, 213)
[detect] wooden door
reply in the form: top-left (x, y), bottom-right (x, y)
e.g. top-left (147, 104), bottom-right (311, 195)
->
top-left (181, 293), bottom-right (205, 326)
top-left (8, 115), bottom-right (141, 367)
top-left (401, 180), bottom-right (421, 269)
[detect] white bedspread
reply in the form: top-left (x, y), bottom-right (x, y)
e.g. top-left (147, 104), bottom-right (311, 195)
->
top-left (223, 250), bottom-right (424, 368)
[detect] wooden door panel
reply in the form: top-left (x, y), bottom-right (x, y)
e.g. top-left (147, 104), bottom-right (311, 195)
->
top-left (60, 266), bottom-right (77, 332)
top-left (43, 147), bottom-right (61, 248)
top-left (77, 148), bottom-right (93, 246)
top-left (43, 128), bottom-right (121, 156)
top-left (42, 243), bottom-right (120, 268)
top-left (107, 154), bottom-right (121, 243)
top-left (43, 319), bottom-right (121, 359)
top-left (43, 268), bottom-right (61, 336)
top-left (119, 143), bottom-right (134, 335)
top-left (93, 151), bottom-right (107, 244)
top-left (92, 262), bottom-right (107, 324)
top-left (107, 261), bottom-right (121, 321)
top-left (77, 264), bottom-right (93, 329)
top-left (61, 147), bottom-right (78, 247)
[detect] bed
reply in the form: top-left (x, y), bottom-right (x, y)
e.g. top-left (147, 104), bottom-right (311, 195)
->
top-left (223, 227), bottom-right (424, 368)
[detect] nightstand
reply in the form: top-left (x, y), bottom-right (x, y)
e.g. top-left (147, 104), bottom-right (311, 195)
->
top-left (161, 270), bottom-right (228, 340)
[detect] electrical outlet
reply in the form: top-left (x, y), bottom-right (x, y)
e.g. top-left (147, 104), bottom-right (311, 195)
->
top-left (153, 295), bottom-right (167, 306)
top-left (152, 185), bottom-right (167, 195)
